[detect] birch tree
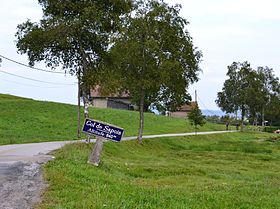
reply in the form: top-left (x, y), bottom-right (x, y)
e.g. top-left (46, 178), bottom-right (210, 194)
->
top-left (110, 0), bottom-right (202, 143)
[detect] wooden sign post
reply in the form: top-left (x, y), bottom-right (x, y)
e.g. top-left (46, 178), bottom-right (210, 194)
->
top-left (82, 118), bottom-right (124, 166)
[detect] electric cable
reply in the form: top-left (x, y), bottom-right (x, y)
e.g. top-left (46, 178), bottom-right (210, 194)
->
top-left (0, 54), bottom-right (66, 74)
top-left (0, 70), bottom-right (76, 85)
top-left (0, 77), bottom-right (76, 88)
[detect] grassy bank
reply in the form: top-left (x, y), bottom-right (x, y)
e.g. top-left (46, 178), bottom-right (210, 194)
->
top-left (0, 94), bottom-right (227, 145)
top-left (39, 132), bottom-right (280, 208)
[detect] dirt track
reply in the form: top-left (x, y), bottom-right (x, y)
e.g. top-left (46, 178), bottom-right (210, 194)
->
top-left (0, 142), bottom-right (69, 209)
top-left (0, 162), bottom-right (46, 209)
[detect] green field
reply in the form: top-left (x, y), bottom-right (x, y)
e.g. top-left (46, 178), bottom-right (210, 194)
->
top-left (0, 94), bottom-right (227, 145)
top-left (1, 94), bottom-right (279, 208)
top-left (39, 132), bottom-right (280, 208)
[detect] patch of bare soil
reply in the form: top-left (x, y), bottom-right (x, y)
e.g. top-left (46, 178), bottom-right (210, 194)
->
top-left (0, 162), bottom-right (47, 209)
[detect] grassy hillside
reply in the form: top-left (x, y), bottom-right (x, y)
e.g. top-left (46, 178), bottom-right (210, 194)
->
top-left (0, 94), bottom-right (227, 145)
top-left (40, 132), bottom-right (280, 208)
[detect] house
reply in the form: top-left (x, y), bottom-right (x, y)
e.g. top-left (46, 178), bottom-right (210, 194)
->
top-left (169, 101), bottom-right (197, 118)
top-left (89, 85), bottom-right (134, 110)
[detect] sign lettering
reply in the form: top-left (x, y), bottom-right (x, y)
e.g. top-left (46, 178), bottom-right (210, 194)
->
top-left (82, 118), bottom-right (124, 142)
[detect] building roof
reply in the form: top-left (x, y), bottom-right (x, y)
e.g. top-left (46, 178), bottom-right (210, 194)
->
top-left (90, 85), bottom-right (130, 98)
top-left (177, 101), bottom-right (197, 112)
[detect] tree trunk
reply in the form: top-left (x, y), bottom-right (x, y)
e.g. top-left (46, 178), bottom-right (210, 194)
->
top-left (137, 90), bottom-right (145, 143)
top-left (83, 95), bottom-right (89, 119)
top-left (241, 107), bottom-right (245, 132)
top-left (77, 72), bottom-right (81, 138)
top-left (88, 136), bottom-right (104, 166)
top-left (83, 95), bottom-right (91, 142)
top-left (79, 44), bottom-right (90, 142)
top-left (262, 106), bottom-right (265, 126)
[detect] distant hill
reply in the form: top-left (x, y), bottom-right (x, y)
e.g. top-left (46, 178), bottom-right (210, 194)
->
top-left (201, 109), bottom-right (225, 117)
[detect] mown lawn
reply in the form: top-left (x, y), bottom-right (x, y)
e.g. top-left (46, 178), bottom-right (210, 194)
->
top-left (0, 93), bottom-right (227, 145)
top-left (39, 132), bottom-right (280, 209)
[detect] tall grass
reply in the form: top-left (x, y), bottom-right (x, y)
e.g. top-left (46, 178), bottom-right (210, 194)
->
top-left (40, 132), bottom-right (280, 208)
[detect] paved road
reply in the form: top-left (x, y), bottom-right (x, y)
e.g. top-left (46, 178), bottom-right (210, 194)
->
top-left (123, 130), bottom-right (237, 140)
top-left (0, 130), bottom-right (237, 164)
top-left (0, 130), bottom-right (236, 209)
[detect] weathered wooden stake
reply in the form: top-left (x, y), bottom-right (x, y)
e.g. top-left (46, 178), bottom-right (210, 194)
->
top-left (88, 136), bottom-right (104, 166)
top-left (77, 72), bottom-right (81, 138)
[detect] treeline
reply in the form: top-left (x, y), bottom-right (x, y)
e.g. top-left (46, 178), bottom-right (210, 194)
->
top-left (216, 61), bottom-right (280, 127)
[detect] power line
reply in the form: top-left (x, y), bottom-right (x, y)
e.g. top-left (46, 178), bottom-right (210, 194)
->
top-left (0, 78), bottom-right (75, 89)
top-left (0, 70), bottom-right (76, 85)
top-left (0, 54), bottom-right (66, 74)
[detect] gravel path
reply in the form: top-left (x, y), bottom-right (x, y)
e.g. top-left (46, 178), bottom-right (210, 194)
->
top-left (0, 142), bottom-right (71, 209)
top-left (0, 162), bottom-right (46, 209)
top-left (0, 130), bottom-right (236, 208)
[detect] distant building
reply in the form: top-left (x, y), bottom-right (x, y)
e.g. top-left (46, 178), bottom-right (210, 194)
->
top-left (89, 85), bottom-right (134, 110)
top-left (169, 102), bottom-right (197, 118)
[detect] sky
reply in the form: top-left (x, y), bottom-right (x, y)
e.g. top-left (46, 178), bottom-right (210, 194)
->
top-left (0, 0), bottom-right (280, 110)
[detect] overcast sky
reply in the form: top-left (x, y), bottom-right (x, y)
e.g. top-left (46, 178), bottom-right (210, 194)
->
top-left (0, 0), bottom-right (279, 110)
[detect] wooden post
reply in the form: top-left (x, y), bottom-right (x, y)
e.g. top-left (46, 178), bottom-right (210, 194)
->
top-left (77, 71), bottom-right (81, 138)
top-left (137, 89), bottom-right (145, 143)
top-left (88, 136), bottom-right (104, 166)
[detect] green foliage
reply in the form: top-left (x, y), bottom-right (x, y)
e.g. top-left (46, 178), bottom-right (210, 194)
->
top-left (0, 93), bottom-right (225, 145)
top-left (40, 132), bottom-right (280, 208)
top-left (111, 0), bottom-right (201, 110)
top-left (216, 61), bottom-right (280, 126)
top-left (109, 0), bottom-right (202, 140)
top-left (216, 62), bottom-right (254, 122)
top-left (263, 126), bottom-right (280, 133)
top-left (188, 103), bottom-right (206, 131)
top-left (16, 0), bottom-right (132, 84)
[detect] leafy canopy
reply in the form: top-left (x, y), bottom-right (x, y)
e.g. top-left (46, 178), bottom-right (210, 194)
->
top-left (216, 61), bottom-right (280, 125)
top-left (16, 0), bottom-right (132, 76)
top-left (110, 0), bottom-right (202, 110)
top-left (107, 0), bottom-right (202, 141)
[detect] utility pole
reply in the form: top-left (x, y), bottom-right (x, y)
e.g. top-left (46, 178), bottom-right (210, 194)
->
top-left (195, 89), bottom-right (197, 103)
top-left (77, 70), bottom-right (81, 138)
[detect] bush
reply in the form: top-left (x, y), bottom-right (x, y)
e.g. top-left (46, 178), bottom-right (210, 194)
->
top-left (263, 126), bottom-right (280, 133)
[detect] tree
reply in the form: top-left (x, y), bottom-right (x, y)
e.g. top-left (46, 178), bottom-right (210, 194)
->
top-left (188, 103), bottom-right (205, 134)
top-left (217, 61), bottom-right (280, 128)
top-left (110, 0), bottom-right (202, 143)
top-left (216, 61), bottom-right (255, 130)
top-left (16, 0), bottom-right (132, 165)
top-left (256, 67), bottom-right (280, 126)
top-left (265, 94), bottom-right (280, 125)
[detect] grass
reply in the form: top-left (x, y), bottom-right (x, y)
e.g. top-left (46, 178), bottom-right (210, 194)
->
top-left (39, 132), bottom-right (280, 209)
top-left (0, 93), bottom-right (227, 145)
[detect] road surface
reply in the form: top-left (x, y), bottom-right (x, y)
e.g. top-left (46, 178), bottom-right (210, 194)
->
top-left (0, 130), bottom-right (236, 209)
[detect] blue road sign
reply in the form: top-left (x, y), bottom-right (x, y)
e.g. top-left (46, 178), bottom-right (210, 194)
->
top-left (82, 118), bottom-right (124, 142)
